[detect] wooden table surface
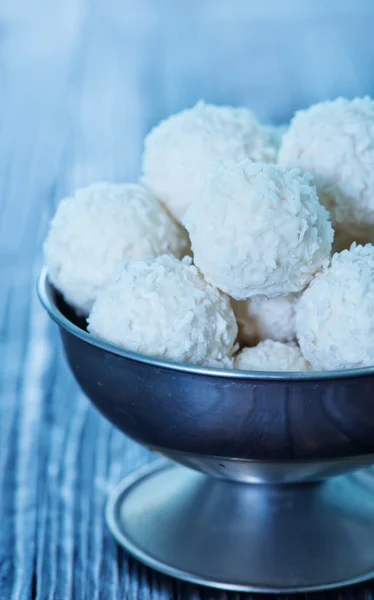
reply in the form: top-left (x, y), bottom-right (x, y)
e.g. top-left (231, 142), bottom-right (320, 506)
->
top-left (1, 1), bottom-right (374, 598)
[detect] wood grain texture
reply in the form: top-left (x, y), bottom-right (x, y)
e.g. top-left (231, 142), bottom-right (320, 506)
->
top-left (1, 1), bottom-right (374, 597)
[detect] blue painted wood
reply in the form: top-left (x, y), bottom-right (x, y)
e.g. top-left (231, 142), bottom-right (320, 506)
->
top-left (1, 1), bottom-right (374, 597)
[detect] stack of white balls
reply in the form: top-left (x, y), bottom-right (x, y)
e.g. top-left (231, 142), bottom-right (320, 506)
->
top-left (44, 98), bottom-right (374, 372)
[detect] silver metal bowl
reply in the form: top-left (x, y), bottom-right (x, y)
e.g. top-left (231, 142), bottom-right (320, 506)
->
top-left (37, 269), bottom-right (374, 593)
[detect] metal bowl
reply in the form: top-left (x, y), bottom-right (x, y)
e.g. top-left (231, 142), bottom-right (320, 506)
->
top-left (37, 269), bottom-right (374, 482)
top-left (37, 269), bottom-right (374, 593)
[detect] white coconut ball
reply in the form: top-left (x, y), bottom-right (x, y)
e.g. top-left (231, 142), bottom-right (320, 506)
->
top-left (296, 243), bottom-right (374, 371)
top-left (278, 97), bottom-right (374, 239)
top-left (88, 255), bottom-right (238, 367)
top-left (142, 101), bottom-right (275, 222)
top-left (44, 182), bottom-right (189, 315)
top-left (232, 293), bottom-right (300, 346)
top-left (184, 159), bottom-right (334, 300)
top-left (234, 340), bottom-right (309, 372)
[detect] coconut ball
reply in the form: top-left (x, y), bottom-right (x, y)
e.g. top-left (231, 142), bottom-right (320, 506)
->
top-left (278, 97), bottom-right (374, 238)
top-left (44, 182), bottom-right (189, 315)
top-left (142, 101), bottom-right (275, 222)
top-left (184, 159), bottom-right (334, 300)
top-left (88, 255), bottom-right (238, 367)
top-left (296, 243), bottom-right (374, 371)
top-left (232, 293), bottom-right (300, 346)
top-left (234, 340), bottom-right (309, 372)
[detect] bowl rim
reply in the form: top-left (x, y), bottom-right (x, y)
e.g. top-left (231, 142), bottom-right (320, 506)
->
top-left (37, 268), bottom-right (374, 382)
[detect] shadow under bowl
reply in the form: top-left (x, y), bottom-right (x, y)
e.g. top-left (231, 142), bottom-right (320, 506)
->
top-left (37, 269), bottom-right (374, 483)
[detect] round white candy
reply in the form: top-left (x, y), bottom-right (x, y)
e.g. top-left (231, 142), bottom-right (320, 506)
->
top-left (88, 255), bottom-right (238, 367)
top-left (296, 243), bottom-right (374, 370)
top-left (185, 159), bottom-right (333, 300)
top-left (44, 182), bottom-right (189, 315)
top-left (234, 340), bottom-right (309, 372)
top-left (279, 97), bottom-right (374, 237)
top-left (232, 293), bottom-right (300, 346)
top-left (142, 101), bottom-right (275, 222)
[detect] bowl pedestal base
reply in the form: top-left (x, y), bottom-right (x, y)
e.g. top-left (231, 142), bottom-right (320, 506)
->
top-left (106, 460), bottom-right (374, 593)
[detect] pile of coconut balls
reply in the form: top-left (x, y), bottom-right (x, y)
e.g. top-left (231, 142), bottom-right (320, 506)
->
top-left (44, 97), bottom-right (374, 372)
